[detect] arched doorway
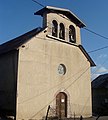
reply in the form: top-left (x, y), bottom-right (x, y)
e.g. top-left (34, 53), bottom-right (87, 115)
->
top-left (56, 92), bottom-right (67, 118)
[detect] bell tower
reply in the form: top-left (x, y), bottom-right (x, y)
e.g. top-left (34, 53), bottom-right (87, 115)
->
top-left (34, 6), bottom-right (86, 45)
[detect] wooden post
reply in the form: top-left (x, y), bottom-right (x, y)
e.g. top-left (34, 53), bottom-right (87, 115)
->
top-left (96, 115), bottom-right (100, 120)
top-left (74, 112), bottom-right (75, 120)
top-left (45, 105), bottom-right (50, 120)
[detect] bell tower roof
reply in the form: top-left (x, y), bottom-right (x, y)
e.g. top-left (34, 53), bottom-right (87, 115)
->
top-left (34, 6), bottom-right (86, 28)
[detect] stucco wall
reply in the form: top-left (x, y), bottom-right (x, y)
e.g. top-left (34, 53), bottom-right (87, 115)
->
top-left (16, 30), bottom-right (92, 120)
top-left (0, 50), bottom-right (18, 115)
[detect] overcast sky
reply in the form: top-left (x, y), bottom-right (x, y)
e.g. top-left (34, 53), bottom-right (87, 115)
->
top-left (1, 0), bottom-right (108, 80)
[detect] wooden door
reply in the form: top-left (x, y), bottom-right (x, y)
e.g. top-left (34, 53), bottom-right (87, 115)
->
top-left (56, 92), bottom-right (67, 118)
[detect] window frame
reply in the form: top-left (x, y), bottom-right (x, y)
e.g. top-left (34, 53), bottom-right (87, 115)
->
top-left (59, 23), bottom-right (65, 40)
top-left (52, 20), bottom-right (58, 37)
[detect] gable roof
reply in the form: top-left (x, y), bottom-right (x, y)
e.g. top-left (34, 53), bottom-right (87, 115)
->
top-left (92, 73), bottom-right (108, 88)
top-left (0, 27), bottom-right (45, 55)
top-left (34, 6), bottom-right (86, 28)
top-left (0, 27), bottom-right (95, 67)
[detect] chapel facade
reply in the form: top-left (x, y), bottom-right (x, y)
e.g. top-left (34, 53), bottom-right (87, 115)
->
top-left (0, 6), bottom-right (95, 120)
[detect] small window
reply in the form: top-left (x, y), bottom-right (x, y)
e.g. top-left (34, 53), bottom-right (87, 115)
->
top-left (105, 98), bottom-right (108, 103)
top-left (52, 20), bottom-right (58, 37)
top-left (69, 25), bottom-right (76, 43)
top-left (59, 23), bottom-right (65, 40)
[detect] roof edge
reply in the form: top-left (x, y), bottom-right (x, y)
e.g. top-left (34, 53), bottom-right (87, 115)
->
top-left (78, 45), bottom-right (96, 67)
top-left (0, 27), bottom-right (46, 55)
top-left (34, 6), bottom-right (86, 28)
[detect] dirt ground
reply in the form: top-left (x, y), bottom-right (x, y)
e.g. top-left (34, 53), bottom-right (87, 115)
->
top-left (64, 116), bottom-right (108, 120)
top-left (70, 116), bottom-right (108, 120)
top-left (85, 116), bottom-right (108, 120)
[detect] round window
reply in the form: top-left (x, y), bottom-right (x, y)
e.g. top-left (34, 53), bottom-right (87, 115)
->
top-left (58, 64), bottom-right (66, 75)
